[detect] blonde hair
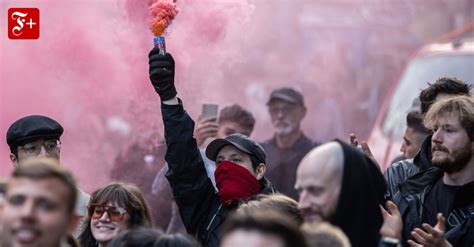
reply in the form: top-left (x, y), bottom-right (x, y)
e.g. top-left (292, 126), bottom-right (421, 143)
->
top-left (301, 222), bottom-right (351, 247)
top-left (238, 193), bottom-right (303, 225)
top-left (11, 158), bottom-right (77, 213)
top-left (423, 95), bottom-right (474, 141)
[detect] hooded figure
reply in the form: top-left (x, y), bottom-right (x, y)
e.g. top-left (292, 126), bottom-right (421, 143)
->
top-left (296, 140), bottom-right (387, 247)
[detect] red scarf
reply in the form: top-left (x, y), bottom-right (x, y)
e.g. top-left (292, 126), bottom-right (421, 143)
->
top-left (214, 161), bottom-right (261, 205)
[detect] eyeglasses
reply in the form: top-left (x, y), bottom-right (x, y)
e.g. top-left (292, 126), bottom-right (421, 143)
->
top-left (268, 105), bottom-right (298, 115)
top-left (17, 139), bottom-right (61, 157)
top-left (88, 204), bottom-right (128, 222)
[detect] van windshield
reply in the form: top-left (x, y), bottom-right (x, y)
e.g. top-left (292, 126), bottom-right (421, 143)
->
top-left (381, 54), bottom-right (473, 139)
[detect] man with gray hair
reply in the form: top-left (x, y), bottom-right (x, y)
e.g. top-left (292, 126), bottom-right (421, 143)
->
top-left (262, 87), bottom-right (319, 200)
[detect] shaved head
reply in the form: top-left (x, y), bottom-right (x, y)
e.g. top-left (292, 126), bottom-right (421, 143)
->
top-left (298, 142), bottom-right (344, 180)
top-left (295, 142), bottom-right (344, 223)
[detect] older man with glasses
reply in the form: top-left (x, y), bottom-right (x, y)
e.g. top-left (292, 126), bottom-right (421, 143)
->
top-left (7, 115), bottom-right (64, 165)
top-left (6, 115), bottom-right (90, 235)
top-left (261, 87), bottom-right (320, 200)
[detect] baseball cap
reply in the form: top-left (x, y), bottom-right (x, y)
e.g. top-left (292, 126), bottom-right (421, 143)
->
top-left (267, 87), bottom-right (305, 106)
top-left (206, 134), bottom-right (266, 164)
top-left (6, 115), bottom-right (64, 150)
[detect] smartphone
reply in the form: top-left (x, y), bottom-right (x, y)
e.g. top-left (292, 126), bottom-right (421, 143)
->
top-left (201, 104), bottom-right (219, 119)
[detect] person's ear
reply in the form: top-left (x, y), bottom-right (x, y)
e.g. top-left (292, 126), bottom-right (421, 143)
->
top-left (300, 106), bottom-right (307, 119)
top-left (9, 153), bottom-right (18, 168)
top-left (255, 163), bottom-right (266, 180)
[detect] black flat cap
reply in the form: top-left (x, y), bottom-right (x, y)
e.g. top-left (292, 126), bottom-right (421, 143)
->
top-left (6, 115), bottom-right (63, 149)
top-left (206, 134), bottom-right (266, 164)
top-left (267, 87), bottom-right (305, 107)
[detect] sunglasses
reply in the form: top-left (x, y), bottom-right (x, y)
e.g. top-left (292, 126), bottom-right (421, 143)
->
top-left (87, 204), bottom-right (127, 222)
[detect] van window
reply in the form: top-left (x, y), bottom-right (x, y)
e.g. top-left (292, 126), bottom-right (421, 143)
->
top-left (381, 54), bottom-right (473, 139)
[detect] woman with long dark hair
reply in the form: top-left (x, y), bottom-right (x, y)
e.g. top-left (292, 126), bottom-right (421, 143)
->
top-left (78, 182), bottom-right (153, 247)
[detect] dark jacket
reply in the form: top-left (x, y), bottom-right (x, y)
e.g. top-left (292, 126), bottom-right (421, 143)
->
top-left (261, 134), bottom-right (319, 200)
top-left (384, 136), bottom-right (432, 198)
top-left (162, 101), bottom-right (276, 247)
top-left (392, 167), bottom-right (474, 246)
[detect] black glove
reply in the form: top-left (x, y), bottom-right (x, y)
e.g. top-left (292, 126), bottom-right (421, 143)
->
top-left (148, 48), bottom-right (176, 100)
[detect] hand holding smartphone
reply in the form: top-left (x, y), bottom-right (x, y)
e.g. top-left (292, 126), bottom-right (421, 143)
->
top-left (195, 104), bottom-right (219, 147)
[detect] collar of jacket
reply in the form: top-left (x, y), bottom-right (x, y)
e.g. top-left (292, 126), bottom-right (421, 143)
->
top-left (203, 177), bottom-right (277, 242)
top-left (228, 177), bottom-right (277, 208)
top-left (399, 167), bottom-right (443, 196)
top-left (259, 177), bottom-right (277, 194)
top-left (399, 167), bottom-right (474, 208)
top-left (413, 135), bottom-right (432, 171)
top-left (270, 132), bottom-right (314, 151)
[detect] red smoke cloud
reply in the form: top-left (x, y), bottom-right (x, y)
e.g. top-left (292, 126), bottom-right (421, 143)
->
top-left (1, 0), bottom-right (470, 193)
top-left (149, 0), bottom-right (179, 36)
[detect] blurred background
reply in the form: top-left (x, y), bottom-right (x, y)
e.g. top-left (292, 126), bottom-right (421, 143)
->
top-left (1, 0), bottom-right (472, 192)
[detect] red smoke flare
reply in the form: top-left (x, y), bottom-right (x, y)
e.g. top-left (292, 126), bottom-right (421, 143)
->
top-left (149, 0), bottom-right (179, 36)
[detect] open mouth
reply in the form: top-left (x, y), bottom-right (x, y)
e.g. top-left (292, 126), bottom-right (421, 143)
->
top-left (13, 228), bottom-right (39, 243)
top-left (96, 226), bottom-right (115, 231)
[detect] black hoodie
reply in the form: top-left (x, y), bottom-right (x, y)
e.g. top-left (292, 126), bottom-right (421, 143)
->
top-left (330, 140), bottom-right (387, 247)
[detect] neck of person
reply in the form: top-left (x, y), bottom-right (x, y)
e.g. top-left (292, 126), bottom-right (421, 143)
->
top-left (443, 157), bottom-right (474, 186)
top-left (275, 128), bottom-right (302, 149)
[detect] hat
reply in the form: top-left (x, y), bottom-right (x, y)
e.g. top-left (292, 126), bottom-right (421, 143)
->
top-left (6, 115), bottom-right (64, 149)
top-left (267, 87), bottom-right (305, 106)
top-left (206, 134), bottom-right (266, 164)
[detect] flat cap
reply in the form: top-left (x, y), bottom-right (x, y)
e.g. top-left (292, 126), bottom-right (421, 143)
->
top-left (267, 87), bottom-right (305, 106)
top-left (6, 115), bottom-right (63, 149)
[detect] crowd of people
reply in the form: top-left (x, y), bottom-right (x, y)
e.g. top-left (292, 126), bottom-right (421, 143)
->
top-left (0, 47), bottom-right (472, 247)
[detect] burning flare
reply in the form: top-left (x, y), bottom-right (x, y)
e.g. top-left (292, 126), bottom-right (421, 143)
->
top-left (149, 0), bottom-right (179, 36)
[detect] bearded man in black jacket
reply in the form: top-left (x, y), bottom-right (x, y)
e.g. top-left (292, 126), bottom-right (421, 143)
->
top-left (385, 96), bottom-right (474, 247)
top-left (385, 77), bottom-right (471, 199)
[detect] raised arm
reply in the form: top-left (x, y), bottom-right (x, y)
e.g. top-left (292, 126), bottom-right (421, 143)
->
top-left (148, 48), bottom-right (215, 234)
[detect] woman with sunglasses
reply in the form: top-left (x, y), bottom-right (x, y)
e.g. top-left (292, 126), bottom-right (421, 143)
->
top-left (78, 182), bottom-right (153, 247)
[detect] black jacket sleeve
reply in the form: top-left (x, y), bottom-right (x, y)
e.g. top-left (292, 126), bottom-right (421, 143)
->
top-left (384, 159), bottom-right (420, 199)
top-left (161, 100), bottom-right (216, 235)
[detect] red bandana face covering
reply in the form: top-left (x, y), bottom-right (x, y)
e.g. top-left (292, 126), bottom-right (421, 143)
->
top-left (214, 161), bottom-right (261, 205)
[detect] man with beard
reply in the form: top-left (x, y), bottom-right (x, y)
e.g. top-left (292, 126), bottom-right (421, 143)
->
top-left (262, 87), bottom-right (319, 200)
top-left (148, 48), bottom-right (276, 247)
top-left (390, 95), bottom-right (474, 246)
top-left (295, 140), bottom-right (387, 246)
top-left (384, 77), bottom-right (471, 198)
top-left (1, 159), bottom-right (78, 247)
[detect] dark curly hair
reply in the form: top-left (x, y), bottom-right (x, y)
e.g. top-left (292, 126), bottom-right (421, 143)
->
top-left (419, 77), bottom-right (471, 114)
